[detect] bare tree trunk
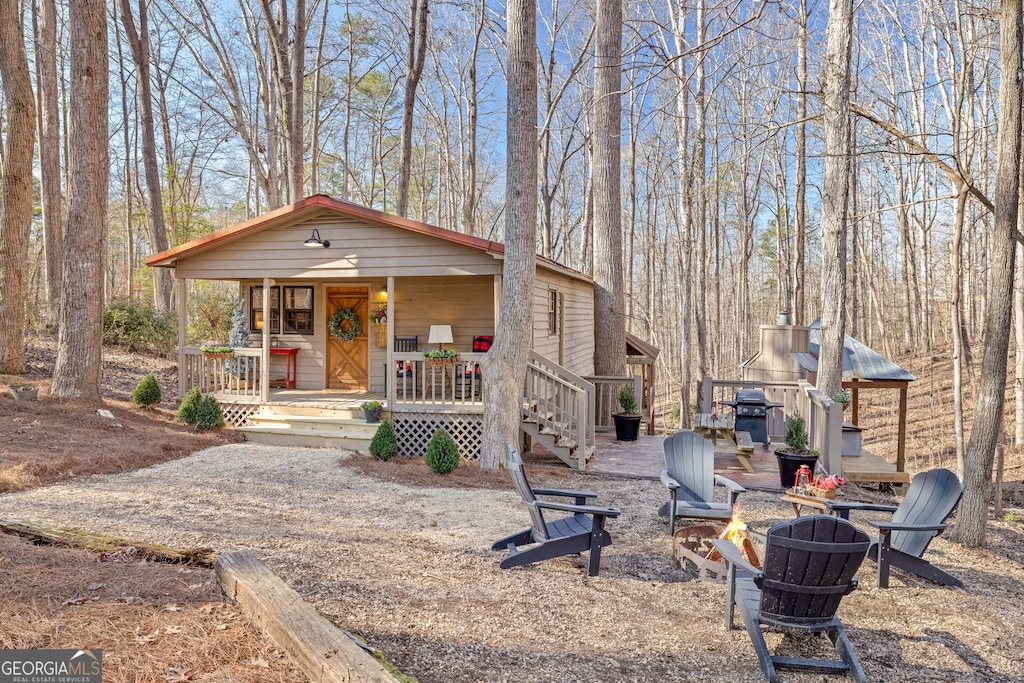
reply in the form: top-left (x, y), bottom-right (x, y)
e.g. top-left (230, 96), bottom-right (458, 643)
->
top-left (794, 0), bottom-right (808, 325)
top-left (119, 0), bottom-right (172, 312)
top-left (816, 0), bottom-right (854, 398)
top-left (592, 0), bottom-right (625, 376)
top-left (480, 0), bottom-right (536, 470)
top-left (396, 0), bottom-right (429, 217)
top-left (462, 0), bottom-right (485, 235)
top-left (955, 0), bottom-right (1022, 547)
top-left (951, 186), bottom-right (969, 475)
top-left (1016, 241), bottom-right (1024, 446)
top-left (34, 0), bottom-right (63, 329)
top-left (52, 0), bottom-right (109, 401)
top-left (0, 0), bottom-right (37, 374)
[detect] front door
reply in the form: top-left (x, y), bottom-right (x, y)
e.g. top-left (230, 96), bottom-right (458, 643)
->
top-left (326, 286), bottom-right (369, 390)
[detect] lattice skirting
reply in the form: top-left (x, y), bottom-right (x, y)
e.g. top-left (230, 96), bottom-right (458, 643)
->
top-left (394, 413), bottom-right (483, 460)
top-left (220, 403), bottom-right (259, 428)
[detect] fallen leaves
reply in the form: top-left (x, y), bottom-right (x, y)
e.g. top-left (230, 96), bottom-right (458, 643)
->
top-left (163, 662), bottom-right (196, 682)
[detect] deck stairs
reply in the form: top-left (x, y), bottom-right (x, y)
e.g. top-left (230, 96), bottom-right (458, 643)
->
top-left (521, 351), bottom-right (597, 470)
top-left (238, 403), bottom-right (380, 451)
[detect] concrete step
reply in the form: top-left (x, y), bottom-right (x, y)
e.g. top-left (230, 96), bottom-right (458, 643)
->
top-left (238, 425), bottom-right (375, 451)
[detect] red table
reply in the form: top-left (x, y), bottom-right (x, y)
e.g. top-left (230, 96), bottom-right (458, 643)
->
top-left (270, 347), bottom-right (299, 389)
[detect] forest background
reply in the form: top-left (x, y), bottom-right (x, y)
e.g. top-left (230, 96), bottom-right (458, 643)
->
top-left (2, 1), bottom-right (1024, 459)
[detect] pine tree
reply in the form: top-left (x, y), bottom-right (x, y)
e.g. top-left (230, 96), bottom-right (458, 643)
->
top-left (369, 419), bottom-right (399, 461)
top-left (425, 428), bottom-right (460, 474)
top-left (132, 373), bottom-right (162, 407)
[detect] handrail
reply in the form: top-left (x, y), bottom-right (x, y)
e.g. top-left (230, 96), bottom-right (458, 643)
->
top-left (524, 351), bottom-right (595, 469)
top-left (389, 351), bottom-right (486, 409)
top-left (698, 375), bottom-right (844, 477)
top-left (183, 346), bottom-right (261, 398)
top-left (585, 374), bottom-right (643, 431)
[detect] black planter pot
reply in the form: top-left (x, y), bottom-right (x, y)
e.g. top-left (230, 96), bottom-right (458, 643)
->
top-left (775, 449), bottom-right (819, 488)
top-left (364, 407), bottom-right (383, 424)
top-left (613, 413), bottom-right (642, 441)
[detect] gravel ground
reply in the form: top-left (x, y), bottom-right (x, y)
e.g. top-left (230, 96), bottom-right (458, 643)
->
top-left (0, 444), bottom-right (1022, 683)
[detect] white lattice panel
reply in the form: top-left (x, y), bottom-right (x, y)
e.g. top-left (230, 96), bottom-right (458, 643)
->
top-left (221, 403), bottom-right (259, 428)
top-left (395, 413), bottom-right (483, 460)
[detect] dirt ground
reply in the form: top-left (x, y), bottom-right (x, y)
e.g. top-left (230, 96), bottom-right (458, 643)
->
top-left (2, 339), bottom-right (1024, 683)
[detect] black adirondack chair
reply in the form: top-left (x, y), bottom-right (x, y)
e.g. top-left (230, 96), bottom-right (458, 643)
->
top-left (492, 442), bottom-right (620, 576)
top-left (827, 468), bottom-right (963, 588)
top-left (658, 430), bottom-right (746, 535)
top-left (713, 515), bottom-right (871, 683)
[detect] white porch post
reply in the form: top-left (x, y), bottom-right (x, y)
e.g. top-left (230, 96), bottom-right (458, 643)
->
top-left (386, 275), bottom-right (395, 407)
top-left (260, 278), bottom-right (272, 402)
top-left (177, 276), bottom-right (187, 399)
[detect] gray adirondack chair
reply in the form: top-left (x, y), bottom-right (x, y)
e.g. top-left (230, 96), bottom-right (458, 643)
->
top-left (713, 515), bottom-right (871, 683)
top-left (658, 430), bottom-right (745, 535)
top-left (827, 468), bottom-right (963, 588)
top-left (491, 442), bottom-right (620, 576)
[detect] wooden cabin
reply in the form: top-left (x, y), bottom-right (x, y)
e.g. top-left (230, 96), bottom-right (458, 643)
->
top-left (146, 194), bottom-right (646, 466)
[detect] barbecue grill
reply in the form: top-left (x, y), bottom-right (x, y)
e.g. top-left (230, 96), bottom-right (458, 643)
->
top-left (721, 388), bottom-right (783, 446)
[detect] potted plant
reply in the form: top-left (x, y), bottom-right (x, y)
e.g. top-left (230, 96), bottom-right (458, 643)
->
top-left (200, 344), bottom-right (234, 360)
top-left (833, 389), bottom-right (851, 411)
top-left (422, 348), bottom-right (459, 368)
top-left (360, 400), bottom-right (384, 423)
top-left (774, 413), bottom-right (820, 488)
top-left (613, 385), bottom-right (642, 441)
top-left (8, 383), bottom-right (38, 402)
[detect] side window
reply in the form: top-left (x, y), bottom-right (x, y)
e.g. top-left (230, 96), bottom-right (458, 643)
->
top-left (283, 287), bottom-right (314, 334)
top-left (250, 286), bottom-right (281, 334)
top-left (547, 290), bottom-right (561, 336)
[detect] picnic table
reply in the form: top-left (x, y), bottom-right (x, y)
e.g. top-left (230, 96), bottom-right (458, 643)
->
top-left (693, 413), bottom-right (755, 473)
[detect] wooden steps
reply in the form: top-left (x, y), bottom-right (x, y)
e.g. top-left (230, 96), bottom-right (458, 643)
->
top-left (237, 405), bottom-right (384, 451)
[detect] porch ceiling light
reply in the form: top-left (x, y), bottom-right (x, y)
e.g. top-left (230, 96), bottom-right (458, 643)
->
top-left (303, 229), bottom-right (330, 248)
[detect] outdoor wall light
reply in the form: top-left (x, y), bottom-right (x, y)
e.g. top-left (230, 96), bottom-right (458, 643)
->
top-left (303, 229), bottom-right (330, 248)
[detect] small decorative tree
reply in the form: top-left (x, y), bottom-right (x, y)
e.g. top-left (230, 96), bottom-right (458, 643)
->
top-left (425, 428), bottom-right (460, 474)
top-left (617, 386), bottom-right (639, 415)
top-left (177, 386), bottom-right (203, 424)
top-left (228, 302), bottom-right (251, 349)
top-left (195, 395), bottom-right (225, 432)
top-left (369, 419), bottom-right (399, 461)
top-left (782, 413), bottom-right (810, 453)
top-left (132, 373), bottom-right (162, 408)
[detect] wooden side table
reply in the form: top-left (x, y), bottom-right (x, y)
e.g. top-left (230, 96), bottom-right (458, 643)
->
top-left (780, 492), bottom-right (830, 517)
top-left (269, 347), bottom-right (299, 389)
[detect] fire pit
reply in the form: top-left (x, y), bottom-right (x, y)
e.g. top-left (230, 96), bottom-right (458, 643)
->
top-left (673, 518), bottom-right (762, 582)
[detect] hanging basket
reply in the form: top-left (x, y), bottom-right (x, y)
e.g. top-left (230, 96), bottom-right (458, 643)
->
top-left (202, 350), bottom-right (235, 361)
top-left (426, 355), bottom-right (460, 370)
top-left (374, 323), bottom-right (387, 348)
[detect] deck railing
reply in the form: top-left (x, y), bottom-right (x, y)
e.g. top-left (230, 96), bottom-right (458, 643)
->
top-left (524, 350), bottom-right (595, 468)
top-left (183, 347), bottom-right (262, 398)
top-left (698, 376), bottom-right (844, 475)
top-left (585, 374), bottom-right (643, 432)
top-left (389, 352), bottom-right (486, 411)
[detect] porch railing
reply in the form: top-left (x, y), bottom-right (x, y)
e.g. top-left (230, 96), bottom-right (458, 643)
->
top-left (698, 376), bottom-right (843, 476)
top-left (183, 347), bottom-right (262, 399)
top-left (524, 350), bottom-right (595, 468)
top-left (389, 352), bottom-right (486, 410)
top-left (585, 375), bottom-right (642, 432)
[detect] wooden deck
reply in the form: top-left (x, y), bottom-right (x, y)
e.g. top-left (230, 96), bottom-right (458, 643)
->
top-left (524, 432), bottom-right (908, 490)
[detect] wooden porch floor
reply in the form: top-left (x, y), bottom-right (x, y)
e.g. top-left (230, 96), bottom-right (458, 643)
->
top-left (524, 432), bottom-right (908, 490)
top-left (211, 388), bottom-right (386, 409)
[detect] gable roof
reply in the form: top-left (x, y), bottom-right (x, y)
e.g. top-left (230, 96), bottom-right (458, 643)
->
top-left (795, 319), bottom-right (916, 382)
top-left (145, 194), bottom-right (590, 282)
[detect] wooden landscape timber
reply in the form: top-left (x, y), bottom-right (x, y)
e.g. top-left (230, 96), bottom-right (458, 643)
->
top-left (215, 550), bottom-right (401, 683)
top-left (0, 518), bottom-right (216, 566)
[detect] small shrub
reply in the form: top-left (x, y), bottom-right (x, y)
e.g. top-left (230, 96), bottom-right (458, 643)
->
top-left (425, 428), bottom-right (460, 474)
top-left (783, 413), bottom-right (809, 452)
top-left (195, 395), bottom-right (225, 432)
top-left (177, 387), bottom-right (203, 425)
top-left (369, 419), bottom-right (399, 461)
top-left (132, 373), bottom-right (162, 408)
top-left (618, 386), bottom-right (638, 415)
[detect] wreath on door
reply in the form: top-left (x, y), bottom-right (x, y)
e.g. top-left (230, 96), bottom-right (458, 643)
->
top-left (329, 308), bottom-right (362, 341)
